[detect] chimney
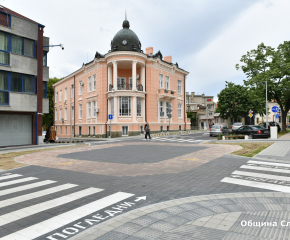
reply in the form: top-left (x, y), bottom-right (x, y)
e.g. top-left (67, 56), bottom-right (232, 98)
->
top-left (146, 47), bottom-right (153, 55)
top-left (164, 56), bottom-right (172, 63)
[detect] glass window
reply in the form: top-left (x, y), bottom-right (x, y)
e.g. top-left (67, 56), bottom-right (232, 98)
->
top-left (11, 73), bottom-right (22, 92)
top-left (160, 101), bottom-right (163, 116)
top-left (65, 108), bottom-right (67, 120)
top-left (71, 85), bottom-right (74, 98)
top-left (0, 32), bottom-right (9, 65)
top-left (59, 108), bottom-right (62, 120)
top-left (24, 39), bottom-right (34, 57)
top-left (159, 74), bottom-right (163, 88)
top-left (55, 109), bottom-right (57, 121)
top-left (43, 82), bottom-right (47, 98)
top-left (88, 76), bottom-right (91, 92)
top-left (65, 88), bottom-right (67, 100)
top-left (0, 91), bottom-right (8, 104)
top-left (55, 92), bottom-right (58, 103)
top-left (111, 98), bottom-right (114, 115)
top-left (178, 80), bottom-right (182, 94)
top-left (137, 97), bottom-right (141, 116)
top-left (166, 102), bottom-right (170, 115)
top-left (178, 103), bottom-right (182, 118)
top-left (79, 81), bottom-right (82, 95)
top-left (165, 76), bottom-right (170, 89)
top-left (119, 96), bottom-right (131, 116)
top-left (79, 104), bottom-right (82, 118)
top-left (43, 51), bottom-right (47, 66)
top-left (93, 75), bottom-right (96, 90)
top-left (11, 35), bottom-right (22, 55)
top-left (88, 102), bottom-right (91, 118)
top-left (59, 90), bottom-right (62, 101)
top-left (23, 75), bottom-right (34, 93)
top-left (93, 101), bottom-right (96, 117)
top-left (0, 71), bottom-right (8, 91)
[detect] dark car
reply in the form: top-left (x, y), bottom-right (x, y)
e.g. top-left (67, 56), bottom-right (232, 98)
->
top-left (259, 122), bottom-right (281, 132)
top-left (210, 125), bottom-right (231, 137)
top-left (235, 125), bottom-right (270, 139)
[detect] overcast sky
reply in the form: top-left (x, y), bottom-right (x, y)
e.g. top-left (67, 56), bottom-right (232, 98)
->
top-left (1, 0), bottom-right (290, 101)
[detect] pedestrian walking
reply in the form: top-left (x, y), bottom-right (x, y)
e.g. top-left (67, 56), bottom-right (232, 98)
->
top-left (44, 125), bottom-right (51, 143)
top-left (144, 122), bottom-right (151, 140)
top-left (49, 126), bottom-right (56, 143)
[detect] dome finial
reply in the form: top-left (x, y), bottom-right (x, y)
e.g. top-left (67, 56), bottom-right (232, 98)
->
top-left (122, 10), bottom-right (130, 29)
top-left (125, 9), bottom-right (127, 20)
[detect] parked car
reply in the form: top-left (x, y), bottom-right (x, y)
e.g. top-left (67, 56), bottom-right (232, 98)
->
top-left (210, 125), bottom-right (231, 137)
top-left (259, 122), bottom-right (281, 133)
top-left (232, 122), bottom-right (243, 132)
top-left (235, 125), bottom-right (270, 139)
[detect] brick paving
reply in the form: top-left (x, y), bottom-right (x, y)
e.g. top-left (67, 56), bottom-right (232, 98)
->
top-left (15, 142), bottom-right (241, 177)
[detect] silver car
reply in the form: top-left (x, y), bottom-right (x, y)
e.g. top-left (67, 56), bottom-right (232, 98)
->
top-left (210, 125), bottom-right (230, 137)
top-left (232, 122), bottom-right (243, 132)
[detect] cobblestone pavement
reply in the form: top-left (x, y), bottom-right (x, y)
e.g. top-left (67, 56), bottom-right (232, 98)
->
top-left (70, 192), bottom-right (290, 240)
top-left (15, 142), bottom-right (241, 177)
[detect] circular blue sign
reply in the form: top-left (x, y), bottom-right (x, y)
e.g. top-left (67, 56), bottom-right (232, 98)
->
top-left (272, 106), bottom-right (279, 113)
top-left (276, 114), bottom-right (279, 118)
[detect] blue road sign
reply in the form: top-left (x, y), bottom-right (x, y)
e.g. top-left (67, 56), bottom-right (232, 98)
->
top-left (108, 114), bottom-right (113, 120)
top-left (276, 114), bottom-right (279, 118)
top-left (272, 106), bottom-right (279, 112)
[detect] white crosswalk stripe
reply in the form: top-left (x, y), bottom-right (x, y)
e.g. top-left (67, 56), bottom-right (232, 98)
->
top-left (221, 160), bottom-right (290, 192)
top-left (0, 174), bottom-right (136, 240)
top-left (143, 137), bottom-right (202, 143)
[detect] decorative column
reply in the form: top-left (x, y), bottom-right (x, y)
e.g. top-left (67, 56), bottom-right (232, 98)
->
top-left (108, 65), bottom-right (112, 90)
top-left (141, 64), bottom-right (145, 92)
top-left (132, 61), bottom-right (137, 90)
top-left (113, 61), bottom-right (118, 90)
top-left (114, 96), bottom-right (118, 122)
top-left (142, 97), bottom-right (145, 122)
top-left (133, 96), bottom-right (137, 122)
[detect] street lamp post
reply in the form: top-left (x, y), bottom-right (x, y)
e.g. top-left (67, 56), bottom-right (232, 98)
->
top-left (266, 81), bottom-right (268, 129)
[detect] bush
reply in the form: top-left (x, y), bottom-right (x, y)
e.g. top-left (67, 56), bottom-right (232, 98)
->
top-left (217, 135), bottom-right (222, 140)
top-left (233, 133), bottom-right (237, 140)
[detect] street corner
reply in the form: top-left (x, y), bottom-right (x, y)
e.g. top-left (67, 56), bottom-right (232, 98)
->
top-left (14, 142), bottom-right (241, 177)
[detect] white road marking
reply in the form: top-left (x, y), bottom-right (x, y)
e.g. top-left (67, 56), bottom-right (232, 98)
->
top-left (221, 177), bottom-right (290, 192)
top-left (0, 183), bottom-right (78, 209)
top-left (0, 180), bottom-right (56, 196)
top-left (0, 187), bottom-right (103, 226)
top-left (240, 165), bottom-right (290, 174)
top-left (0, 174), bottom-right (22, 181)
top-left (0, 177), bottom-right (38, 187)
top-left (248, 160), bottom-right (290, 168)
top-left (232, 170), bottom-right (290, 181)
top-left (1, 192), bottom-right (134, 240)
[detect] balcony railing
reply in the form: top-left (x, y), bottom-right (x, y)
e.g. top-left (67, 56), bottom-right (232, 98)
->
top-left (117, 83), bottom-right (132, 90)
top-left (164, 89), bottom-right (168, 93)
top-left (137, 84), bottom-right (143, 91)
top-left (0, 13), bottom-right (10, 27)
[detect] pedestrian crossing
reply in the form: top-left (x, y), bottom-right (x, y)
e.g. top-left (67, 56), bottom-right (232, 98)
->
top-left (143, 137), bottom-right (209, 143)
top-left (221, 160), bottom-right (290, 192)
top-left (0, 173), bottom-right (136, 240)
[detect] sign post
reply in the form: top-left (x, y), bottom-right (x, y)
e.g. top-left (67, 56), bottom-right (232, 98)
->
top-left (167, 104), bottom-right (172, 133)
top-left (108, 114), bottom-right (113, 139)
top-left (248, 109), bottom-right (253, 125)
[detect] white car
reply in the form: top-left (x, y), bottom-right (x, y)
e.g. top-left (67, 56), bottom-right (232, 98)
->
top-left (232, 122), bottom-right (243, 132)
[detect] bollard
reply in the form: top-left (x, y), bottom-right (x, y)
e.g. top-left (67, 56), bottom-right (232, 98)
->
top-left (245, 135), bottom-right (249, 140)
top-left (222, 136), bottom-right (225, 140)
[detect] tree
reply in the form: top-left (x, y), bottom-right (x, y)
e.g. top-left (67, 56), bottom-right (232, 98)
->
top-left (42, 77), bottom-right (60, 130)
top-left (236, 41), bottom-right (290, 132)
top-left (216, 82), bottom-right (265, 121)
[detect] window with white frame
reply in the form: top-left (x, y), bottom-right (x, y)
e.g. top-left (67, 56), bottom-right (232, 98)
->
top-left (159, 74), bottom-right (163, 88)
top-left (160, 101), bottom-right (163, 116)
top-left (71, 85), bottom-right (74, 98)
top-left (55, 92), bottom-right (58, 103)
top-left (88, 102), bottom-right (92, 118)
top-left (60, 108), bottom-right (62, 120)
top-left (59, 90), bottom-right (62, 101)
top-left (111, 98), bottom-right (114, 115)
top-left (88, 76), bottom-right (91, 92)
top-left (93, 75), bottom-right (96, 91)
top-left (216, 118), bottom-right (219, 123)
top-left (79, 104), bottom-right (82, 118)
top-left (60, 126), bottom-right (62, 134)
top-left (93, 101), bottom-right (97, 117)
top-left (137, 97), bottom-right (141, 116)
top-left (71, 106), bottom-right (74, 119)
top-left (165, 76), bottom-right (170, 89)
top-left (222, 118), bottom-right (225, 123)
top-left (55, 109), bottom-right (57, 121)
top-left (166, 102), bottom-right (170, 116)
top-left (65, 88), bottom-right (67, 100)
top-left (65, 108), bottom-right (67, 120)
top-left (119, 96), bottom-right (131, 116)
top-left (79, 81), bottom-right (83, 95)
top-left (178, 103), bottom-right (182, 118)
top-left (178, 80), bottom-right (182, 94)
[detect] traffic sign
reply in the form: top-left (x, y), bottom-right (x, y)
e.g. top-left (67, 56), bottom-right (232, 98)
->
top-left (167, 114), bottom-right (172, 118)
top-left (249, 109), bottom-right (253, 114)
top-left (276, 114), bottom-right (279, 118)
top-left (248, 113), bottom-right (253, 118)
top-left (108, 114), bottom-right (113, 120)
top-left (272, 106), bottom-right (279, 113)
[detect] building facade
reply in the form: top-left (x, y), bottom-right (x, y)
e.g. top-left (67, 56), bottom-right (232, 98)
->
top-left (53, 19), bottom-right (190, 138)
top-left (0, 6), bottom-right (49, 147)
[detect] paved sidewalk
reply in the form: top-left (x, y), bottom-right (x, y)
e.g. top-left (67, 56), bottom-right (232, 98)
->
top-left (70, 192), bottom-right (290, 240)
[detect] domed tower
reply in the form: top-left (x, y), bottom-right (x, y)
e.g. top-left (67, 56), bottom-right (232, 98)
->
top-left (111, 18), bottom-right (142, 52)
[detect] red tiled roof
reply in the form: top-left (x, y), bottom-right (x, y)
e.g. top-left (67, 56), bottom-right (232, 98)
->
top-left (0, 5), bottom-right (37, 23)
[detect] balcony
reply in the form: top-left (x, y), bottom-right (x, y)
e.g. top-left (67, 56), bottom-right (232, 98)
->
top-left (118, 83), bottom-right (132, 90)
top-left (158, 89), bottom-right (176, 100)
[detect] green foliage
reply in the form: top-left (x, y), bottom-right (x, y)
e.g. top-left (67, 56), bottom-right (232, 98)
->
top-left (187, 112), bottom-right (196, 119)
top-left (233, 133), bottom-right (237, 140)
top-left (216, 82), bottom-right (265, 120)
top-left (236, 41), bottom-right (290, 132)
top-left (42, 77), bottom-right (61, 130)
top-left (217, 135), bottom-right (222, 140)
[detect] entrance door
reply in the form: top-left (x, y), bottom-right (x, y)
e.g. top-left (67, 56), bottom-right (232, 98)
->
top-left (122, 126), bottom-right (128, 136)
top-left (0, 114), bottom-right (32, 147)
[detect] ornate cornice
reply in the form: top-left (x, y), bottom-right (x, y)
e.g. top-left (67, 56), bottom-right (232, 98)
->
top-left (105, 51), bottom-right (148, 61)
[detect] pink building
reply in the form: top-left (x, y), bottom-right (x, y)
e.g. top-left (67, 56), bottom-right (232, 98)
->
top-left (53, 18), bottom-right (190, 138)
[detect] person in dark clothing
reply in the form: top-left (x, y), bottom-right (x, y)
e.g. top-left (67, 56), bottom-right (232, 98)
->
top-left (44, 126), bottom-right (51, 143)
top-left (144, 122), bottom-right (151, 140)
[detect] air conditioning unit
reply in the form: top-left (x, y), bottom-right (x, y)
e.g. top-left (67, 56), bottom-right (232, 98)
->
top-left (137, 74), bottom-right (140, 80)
top-left (94, 108), bottom-right (99, 113)
top-left (160, 112), bottom-right (164, 117)
top-left (63, 100), bottom-right (66, 104)
top-left (61, 118), bottom-right (64, 122)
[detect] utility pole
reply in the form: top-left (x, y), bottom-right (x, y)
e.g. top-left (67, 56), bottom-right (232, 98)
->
top-left (266, 81), bottom-right (268, 129)
top-left (70, 86), bottom-right (73, 143)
